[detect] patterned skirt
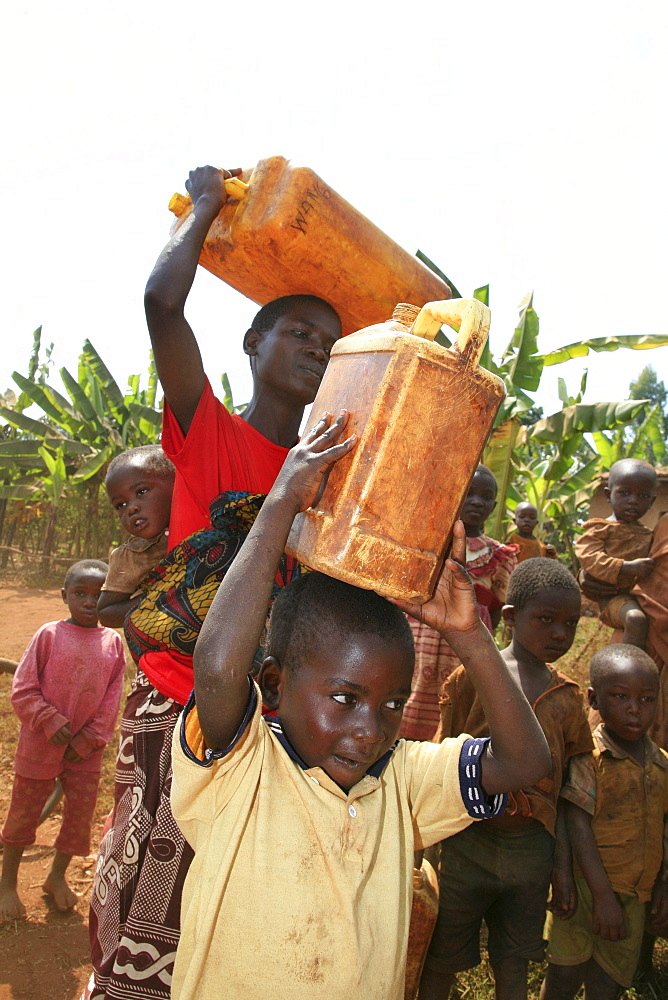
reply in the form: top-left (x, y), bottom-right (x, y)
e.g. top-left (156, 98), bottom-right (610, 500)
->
top-left (88, 670), bottom-right (190, 998)
top-left (87, 491), bottom-right (302, 998)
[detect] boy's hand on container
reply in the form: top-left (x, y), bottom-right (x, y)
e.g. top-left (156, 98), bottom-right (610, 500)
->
top-left (592, 890), bottom-right (626, 940)
top-left (50, 723), bottom-right (73, 745)
top-left (391, 521), bottom-right (479, 636)
top-left (648, 878), bottom-right (668, 933)
top-left (185, 165), bottom-right (242, 213)
top-left (548, 867), bottom-right (577, 920)
top-left (270, 411), bottom-right (356, 514)
top-left (63, 744), bottom-right (84, 763)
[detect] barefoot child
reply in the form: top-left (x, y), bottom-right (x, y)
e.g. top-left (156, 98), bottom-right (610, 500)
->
top-left (0, 561), bottom-right (125, 921)
top-left (401, 464), bottom-right (518, 740)
top-left (419, 557), bottom-right (592, 1000)
top-left (98, 445), bottom-right (175, 628)
top-left (506, 501), bottom-right (557, 562)
top-left (541, 645), bottom-right (668, 999)
top-left (575, 458), bottom-right (656, 647)
top-left (169, 412), bottom-right (552, 1000)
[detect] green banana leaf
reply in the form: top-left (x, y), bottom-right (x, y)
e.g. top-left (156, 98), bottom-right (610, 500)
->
top-left (531, 400), bottom-right (648, 442)
top-left (541, 335), bottom-right (668, 366)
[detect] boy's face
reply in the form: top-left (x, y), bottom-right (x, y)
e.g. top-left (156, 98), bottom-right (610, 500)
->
top-left (460, 470), bottom-right (497, 529)
top-left (504, 588), bottom-right (580, 664)
top-left (244, 302), bottom-right (341, 407)
top-left (62, 569), bottom-right (105, 628)
top-left (261, 634), bottom-right (413, 792)
top-left (604, 470), bottom-right (656, 523)
top-left (514, 502), bottom-right (538, 537)
top-left (106, 462), bottom-right (173, 539)
top-left (589, 657), bottom-right (659, 744)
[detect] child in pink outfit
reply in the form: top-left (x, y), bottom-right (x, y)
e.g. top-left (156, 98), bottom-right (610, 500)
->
top-left (0, 559), bottom-right (126, 921)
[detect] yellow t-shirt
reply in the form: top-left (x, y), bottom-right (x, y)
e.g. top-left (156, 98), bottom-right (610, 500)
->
top-left (171, 683), bottom-right (502, 1000)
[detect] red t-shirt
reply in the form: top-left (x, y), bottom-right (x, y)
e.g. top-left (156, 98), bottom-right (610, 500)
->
top-left (142, 379), bottom-right (290, 703)
top-left (162, 378), bottom-right (290, 547)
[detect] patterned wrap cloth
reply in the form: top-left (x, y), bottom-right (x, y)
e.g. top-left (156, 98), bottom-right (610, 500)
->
top-left (88, 491), bottom-right (301, 1000)
top-left (126, 491), bottom-right (298, 670)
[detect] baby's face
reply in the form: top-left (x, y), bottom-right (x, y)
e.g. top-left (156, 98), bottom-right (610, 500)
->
top-left (106, 462), bottom-right (173, 539)
top-left (604, 470), bottom-right (656, 523)
top-left (272, 634), bottom-right (413, 792)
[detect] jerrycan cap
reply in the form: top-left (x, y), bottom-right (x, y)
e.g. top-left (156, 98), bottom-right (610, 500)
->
top-left (391, 303), bottom-right (421, 329)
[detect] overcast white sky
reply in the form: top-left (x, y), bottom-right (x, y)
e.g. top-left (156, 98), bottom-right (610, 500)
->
top-left (2, 0), bottom-right (667, 420)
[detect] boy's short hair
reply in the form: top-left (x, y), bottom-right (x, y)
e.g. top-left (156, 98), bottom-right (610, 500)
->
top-left (608, 458), bottom-right (656, 489)
top-left (250, 295), bottom-right (340, 334)
top-left (105, 445), bottom-right (175, 486)
top-left (506, 557), bottom-right (580, 612)
top-left (267, 572), bottom-right (414, 671)
top-left (63, 559), bottom-right (109, 588)
top-left (590, 643), bottom-right (659, 690)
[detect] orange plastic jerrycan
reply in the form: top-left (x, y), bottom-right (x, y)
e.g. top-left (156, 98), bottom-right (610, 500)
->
top-left (404, 859), bottom-right (439, 1000)
top-left (285, 299), bottom-right (505, 603)
top-left (168, 157), bottom-right (452, 336)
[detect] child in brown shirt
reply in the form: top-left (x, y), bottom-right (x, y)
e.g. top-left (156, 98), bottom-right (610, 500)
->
top-left (542, 645), bottom-right (668, 997)
top-left (420, 557), bottom-right (592, 1000)
top-left (506, 501), bottom-right (556, 562)
top-left (575, 459), bottom-right (656, 648)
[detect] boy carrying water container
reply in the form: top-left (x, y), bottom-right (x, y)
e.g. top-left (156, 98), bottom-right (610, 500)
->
top-left (169, 411), bottom-right (551, 1000)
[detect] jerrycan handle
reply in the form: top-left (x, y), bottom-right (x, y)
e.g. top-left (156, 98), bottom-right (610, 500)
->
top-left (410, 299), bottom-right (491, 368)
top-left (169, 177), bottom-right (250, 217)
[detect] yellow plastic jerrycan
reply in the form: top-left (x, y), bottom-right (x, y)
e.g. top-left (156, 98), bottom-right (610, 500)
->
top-left (168, 157), bottom-right (452, 336)
top-left (285, 299), bottom-right (505, 603)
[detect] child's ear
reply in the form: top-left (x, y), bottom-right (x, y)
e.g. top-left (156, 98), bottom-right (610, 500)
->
top-left (603, 486), bottom-right (611, 503)
top-left (502, 604), bottom-right (515, 626)
top-left (258, 656), bottom-right (284, 711)
top-left (61, 588), bottom-right (68, 604)
top-left (587, 686), bottom-right (598, 709)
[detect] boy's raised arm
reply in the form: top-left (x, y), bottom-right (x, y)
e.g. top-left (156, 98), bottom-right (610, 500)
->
top-left (144, 166), bottom-right (241, 435)
top-left (394, 524), bottom-right (551, 795)
top-left (193, 412), bottom-right (356, 751)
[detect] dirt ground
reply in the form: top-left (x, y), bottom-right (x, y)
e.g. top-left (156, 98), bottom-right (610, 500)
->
top-left (0, 585), bottom-right (122, 1000)
top-left (0, 585), bottom-right (664, 1000)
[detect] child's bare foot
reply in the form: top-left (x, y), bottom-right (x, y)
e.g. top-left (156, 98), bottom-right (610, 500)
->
top-left (42, 873), bottom-right (78, 912)
top-left (0, 885), bottom-right (26, 922)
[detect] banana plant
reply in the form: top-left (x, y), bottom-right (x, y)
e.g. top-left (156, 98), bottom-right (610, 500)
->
top-left (466, 286), bottom-right (668, 550)
top-left (0, 332), bottom-right (164, 565)
top-left (0, 335), bottom-right (162, 500)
